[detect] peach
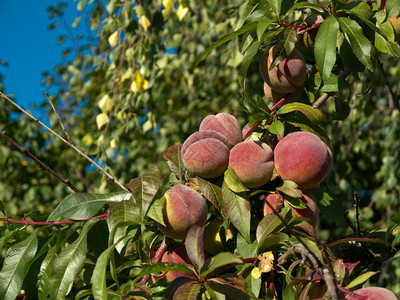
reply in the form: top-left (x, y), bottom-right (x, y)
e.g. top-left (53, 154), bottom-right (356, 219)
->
top-left (199, 113), bottom-right (242, 145)
top-left (259, 46), bottom-right (306, 93)
top-left (298, 15), bottom-right (324, 48)
top-left (160, 241), bottom-right (193, 281)
top-left (274, 132), bottom-right (333, 189)
top-left (263, 82), bottom-right (303, 104)
top-left (263, 193), bottom-right (284, 216)
top-left (229, 141), bottom-right (274, 188)
top-left (203, 218), bottom-right (233, 256)
top-left (158, 184), bottom-right (208, 240)
top-left (181, 130), bottom-right (231, 178)
top-left (345, 287), bottom-right (398, 300)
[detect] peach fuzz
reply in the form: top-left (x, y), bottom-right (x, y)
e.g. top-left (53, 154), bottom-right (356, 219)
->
top-left (160, 241), bottom-right (193, 282)
top-left (157, 184), bottom-right (208, 240)
top-left (259, 46), bottom-right (306, 93)
top-left (199, 113), bottom-right (242, 145)
top-left (345, 287), bottom-right (398, 300)
top-left (181, 130), bottom-right (230, 178)
top-left (229, 141), bottom-right (274, 188)
top-left (274, 131), bottom-right (333, 189)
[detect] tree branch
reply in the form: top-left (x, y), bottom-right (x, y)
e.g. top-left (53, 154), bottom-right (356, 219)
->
top-left (0, 130), bottom-right (81, 193)
top-left (0, 91), bottom-right (129, 192)
top-left (45, 91), bottom-right (72, 143)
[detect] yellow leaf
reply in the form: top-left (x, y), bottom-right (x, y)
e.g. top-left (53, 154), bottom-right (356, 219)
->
top-left (96, 113), bottom-right (109, 130)
top-left (167, 98), bottom-right (173, 105)
top-left (110, 139), bottom-right (117, 149)
top-left (82, 133), bottom-right (94, 146)
top-left (130, 71), bottom-right (150, 93)
top-left (142, 79), bottom-right (149, 91)
top-left (162, 0), bottom-right (173, 11)
top-left (258, 251), bottom-right (274, 273)
top-left (176, 4), bottom-right (189, 21)
top-left (251, 267), bottom-right (261, 279)
top-left (108, 31), bottom-right (118, 47)
top-left (98, 94), bottom-right (113, 113)
top-left (139, 15), bottom-right (151, 31)
top-left (21, 160), bottom-right (29, 166)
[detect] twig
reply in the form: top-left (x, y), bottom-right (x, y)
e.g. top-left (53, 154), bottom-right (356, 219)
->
top-left (1, 212), bottom-right (108, 226)
top-left (376, 56), bottom-right (400, 112)
top-left (45, 92), bottom-right (72, 143)
top-left (354, 192), bottom-right (361, 238)
top-left (0, 130), bottom-right (80, 193)
top-left (344, 210), bottom-right (357, 234)
top-left (0, 91), bottom-right (129, 192)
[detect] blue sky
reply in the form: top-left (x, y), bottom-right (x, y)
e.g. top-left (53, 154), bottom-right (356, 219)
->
top-left (0, 1), bottom-right (81, 118)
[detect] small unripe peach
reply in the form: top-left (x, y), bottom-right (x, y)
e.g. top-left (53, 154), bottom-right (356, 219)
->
top-left (274, 132), bottom-right (332, 189)
top-left (181, 130), bottom-right (231, 178)
top-left (199, 113), bottom-right (242, 145)
top-left (203, 218), bottom-right (233, 256)
top-left (158, 184), bottom-right (208, 240)
top-left (229, 141), bottom-right (274, 188)
top-left (160, 241), bottom-right (193, 281)
top-left (345, 287), bottom-right (398, 300)
top-left (259, 46), bottom-right (306, 93)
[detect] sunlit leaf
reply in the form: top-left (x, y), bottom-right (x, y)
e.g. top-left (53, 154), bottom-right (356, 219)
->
top-left (278, 103), bottom-right (323, 124)
top-left (185, 225), bottom-right (205, 271)
top-left (201, 252), bottom-right (243, 278)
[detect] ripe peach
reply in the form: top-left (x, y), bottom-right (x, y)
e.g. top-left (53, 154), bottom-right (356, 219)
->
top-left (263, 82), bottom-right (303, 104)
top-left (259, 46), bottom-right (306, 93)
top-left (199, 113), bottom-right (242, 145)
top-left (158, 184), bottom-right (208, 240)
top-left (229, 141), bottom-right (274, 188)
top-left (181, 130), bottom-right (231, 178)
top-left (263, 193), bottom-right (284, 216)
top-left (274, 131), bottom-right (333, 189)
top-left (345, 287), bottom-right (398, 300)
top-left (160, 241), bottom-right (193, 281)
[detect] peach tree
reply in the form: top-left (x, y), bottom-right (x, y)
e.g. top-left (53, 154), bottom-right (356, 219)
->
top-left (1, 0), bottom-right (400, 299)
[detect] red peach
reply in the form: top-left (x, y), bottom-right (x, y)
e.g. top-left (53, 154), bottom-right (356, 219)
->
top-left (160, 241), bottom-right (193, 282)
top-left (199, 113), bottom-right (242, 145)
top-left (345, 287), bottom-right (398, 300)
top-left (274, 132), bottom-right (333, 189)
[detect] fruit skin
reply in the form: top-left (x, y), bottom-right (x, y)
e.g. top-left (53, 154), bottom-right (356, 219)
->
top-left (389, 14), bottom-right (400, 42)
top-left (298, 15), bottom-right (324, 48)
top-left (199, 113), bottom-right (242, 145)
top-left (181, 130), bottom-right (231, 178)
top-left (203, 218), bottom-right (233, 255)
top-left (274, 131), bottom-right (333, 189)
top-left (263, 191), bottom-right (319, 234)
top-left (229, 141), bottom-right (274, 188)
top-left (344, 287), bottom-right (398, 300)
top-left (259, 46), bottom-right (307, 93)
top-left (160, 241), bottom-right (194, 282)
top-left (157, 184), bottom-right (208, 240)
top-left (263, 82), bottom-right (303, 104)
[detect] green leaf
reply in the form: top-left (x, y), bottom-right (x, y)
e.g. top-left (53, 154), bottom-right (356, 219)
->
top-left (314, 15), bottom-right (339, 82)
top-left (164, 144), bottom-right (185, 180)
top-left (267, 0), bottom-right (282, 16)
top-left (278, 102), bottom-right (323, 124)
top-left (166, 279), bottom-right (202, 300)
top-left (276, 180), bottom-right (302, 198)
top-left (386, 211), bottom-right (400, 241)
top-left (239, 40), bottom-right (260, 78)
top-left (257, 18), bottom-right (272, 42)
top-left (236, 1), bottom-right (259, 30)
top-left (49, 220), bottom-right (97, 300)
top-left (197, 177), bottom-right (223, 211)
top-left (126, 165), bottom-right (162, 221)
top-left (333, 97), bottom-right (350, 120)
top-left (256, 207), bottom-right (290, 242)
top-left (146, 195), bottom-right (166, 225)
top-left (206, 276), bottom-right (249, 300)
top-left (0, 230), bottom-right (38, 300)
top-left (47, 192), bottom-right (132, 221)
top-left (257, 232), bottom-right (289, 254)
top-left (236, 233), bottom-right (258, 259)
top-left (386, 0), bottom-right (400, 18)
top-left (269, 28), bottom-right (297, 69)
top-left (345, 271), bottom-right (378, 290)
top-left (132, 263), bottom-right (196, 284)
top-left (224, 166), bottom-right (249, 194)
top-left (268, 119), bottom-right (284, 137)
top-left (221, 182), bottom-right (251, 243)
top-left (185, 225), bottom-right (205, 272)
top-left (195, 21), bottom-right (258, 67)
top-left (338, 17), bottom-right (374, 71)
top-left (92, 235), bottom-right (132, 300)
top-left (292, 2), bottom-right (325, 13)
top-left (201, 252), bottom-right (243, 278)
top-left (344, 1), bottom-right (372, 19)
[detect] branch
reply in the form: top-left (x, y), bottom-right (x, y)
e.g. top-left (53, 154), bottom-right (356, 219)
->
top-left (45, 92), bottom-right (72, 143)
top-left (0, 130), bottom-right (80, 193)
top-left (0, 91), bottom-right (129, 192)
top-left (313, 70), bottom-right (350, 109)
top-left (1, 212), bottom-right (108, 226)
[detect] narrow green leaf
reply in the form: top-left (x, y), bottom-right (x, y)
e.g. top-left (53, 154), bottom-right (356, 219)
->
top-left (167, 280), bottom-right (202, 300)
top-left (338, 17), bottom-right (374, 71)
top-left (0, 231), bottom-right (38, 300)
top-left (292, 2), bottom-right (325, 12)
top-left (49, 220), bottom-right (97, 300)
top-left (269, 28), bottom-right (297, 69)
top-left (257, 18), bottom-right (272, 42)
top-left (344, 1), bottom-right (372, 19)
top-left (126, 165), bottom-right (162, 221)
top-left (386, 0), bottom-right (400, 18)
top-left (195, 21), bottom-right (258, 67)
top-left (206, 277), bottom-right (249, 300)
top-left (314, 16), bottom-right (339, 82)
top-left (185, 225), bottom-right (205, 271)
top-left (268, 119), bottom-right (284, 137)
top-left (257, 232), bottom-right (289, 254)
top-left (267, 0), bottom-right (282, 16)
top-left (221, 182), bottom-right (251, 243)
top-left (146, 195), bottom-right (166, 225)
top-left (386, 211), bottom-right (400, 241)
top-left (201, 252), bottom-right (243, 278)
top-left (239, 40), bottom-right (260, 78)
top-left (224, 166), bottom-right (249, 194)
top-left (333, 97), bottom-right (350, 120)
top-left (132, 263), bottom-right (196, 284)
top-left (47, 192), bottom-right (132, 221)
top-left (278, 103), bottom-right (323, 124)
top-left (197, 177), bottom-right (223, 211)
top-left (345, 271), bottom-right (378, 290)
top-left (164, 144), bottom-right (185, 180)
top-left (236, 1), bottom-right (259, 30)
top-left (256, 207), bottom-right (290, 242)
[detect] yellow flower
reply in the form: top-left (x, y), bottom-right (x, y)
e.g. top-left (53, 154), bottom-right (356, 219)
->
top-left (139, 15), bottom-right (151, 31)
top-left (108, 31), bottom-right (118, 47)
top-left (176, 4), bottom-right (189, 21)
